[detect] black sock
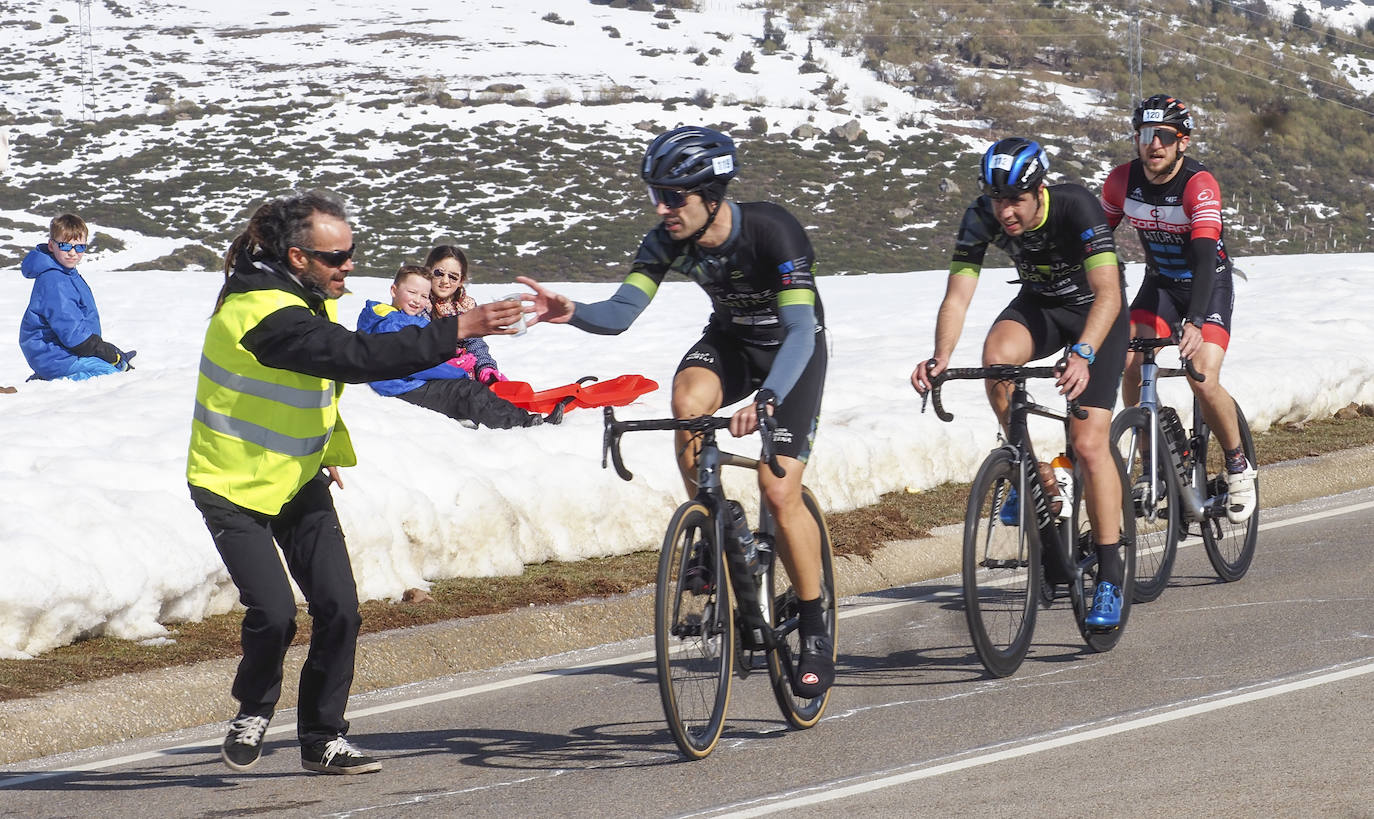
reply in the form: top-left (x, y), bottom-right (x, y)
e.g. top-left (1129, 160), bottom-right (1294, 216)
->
top-left (798, 596), bottom-right (826, 638)
top-left (1096, 542), bottom-right (1124, 587)
top-left (1224, 446), bottom-right (1247, 474)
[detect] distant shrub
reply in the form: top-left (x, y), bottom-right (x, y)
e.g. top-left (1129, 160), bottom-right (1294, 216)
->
top-left (748, 116), bottom-right (768, 135)
top-left (735, 51), bottom-right (756, 73)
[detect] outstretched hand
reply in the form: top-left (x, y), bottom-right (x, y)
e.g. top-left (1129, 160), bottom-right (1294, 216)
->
top-left (456, 300), bottom-right (525, 338)
top-left (514, 275), bottom-right (574, 325)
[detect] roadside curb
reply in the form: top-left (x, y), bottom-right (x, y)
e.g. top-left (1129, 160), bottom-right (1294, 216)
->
top-left (3, 444), bottom-right (1373, 766)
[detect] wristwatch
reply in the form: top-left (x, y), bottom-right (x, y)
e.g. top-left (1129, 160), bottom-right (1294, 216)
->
top-left (1070, 342), bottom-right (1096, 365)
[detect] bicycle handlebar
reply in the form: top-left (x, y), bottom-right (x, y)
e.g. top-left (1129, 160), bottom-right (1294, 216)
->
top-left (922, 364), bottom-right (1087, 422)
top-left (1127, 336), bottom-right (1205, 382)
top-left (601, 404), bottom-right (785, 482)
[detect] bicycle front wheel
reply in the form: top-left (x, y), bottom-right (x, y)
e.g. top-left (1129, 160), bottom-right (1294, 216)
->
top-left (1070, 445), bottom-right (1136, 652)
top-left (1199, 400), bottom-right (1259, 581)
top-left (766, 486), bottom-right (837, 729)
top-left (1110, 407), bottom-right (1180, 603)
top-left (655, 501), bottom-right (734, 760)
top-left (963, 450), bottom-right (1039, 678)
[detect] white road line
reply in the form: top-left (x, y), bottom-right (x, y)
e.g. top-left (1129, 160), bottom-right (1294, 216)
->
top-left (3, 497), bottom-right (1368, 789)
top-left (712, 659), bottom-right (1374, 817)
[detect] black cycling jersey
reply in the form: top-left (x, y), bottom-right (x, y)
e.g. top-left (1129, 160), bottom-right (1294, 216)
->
top-left (628, 201), bottom-right (825, 346)
top-left (571, 200), bottom-right (824, 405)
top-left (951, 184), bottom-right (1121, 306)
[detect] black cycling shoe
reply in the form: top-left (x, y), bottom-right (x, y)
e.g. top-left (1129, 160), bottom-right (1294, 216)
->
top-left (792, 634), bottom-right (834, 699)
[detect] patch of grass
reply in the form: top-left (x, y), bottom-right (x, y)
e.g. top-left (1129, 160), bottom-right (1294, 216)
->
top-left (2, 414), bottom-right (1372, 702)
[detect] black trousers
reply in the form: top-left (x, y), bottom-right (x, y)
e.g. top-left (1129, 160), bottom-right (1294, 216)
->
top-left (190, 473), bottom-right (361, 746)
top-left (398, 378), bottom-right (538, 429)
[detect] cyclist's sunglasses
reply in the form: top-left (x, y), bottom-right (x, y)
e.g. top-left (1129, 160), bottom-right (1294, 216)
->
top-left (1137, 126), bottom-right (1183, 148)
top-left (54, 241), bottom-right (90, 253)
top-left (646, 186), bottom-right (696, 209)
top-left (298, 244), bottom-right (356, 267)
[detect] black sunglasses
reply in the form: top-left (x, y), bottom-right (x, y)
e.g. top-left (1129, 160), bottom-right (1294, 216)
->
top-left (54, 242), bottom-right (90, 253)
top-left (646, 186), bottom-right (695, 209)
top-left (297, 244), bottom-right (356, 267)
top-left (1137, 126), bottom-right (1182, 148)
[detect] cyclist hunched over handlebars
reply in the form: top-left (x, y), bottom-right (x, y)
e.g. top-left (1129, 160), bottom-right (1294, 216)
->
top-left (516, 126), bottom-right (834, 698)
top-left (911, 136), bottom-right (1131, 628)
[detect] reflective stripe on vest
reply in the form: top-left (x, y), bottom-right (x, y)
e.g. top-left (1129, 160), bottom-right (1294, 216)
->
top-left (186, 288), bottom-right (355, 515)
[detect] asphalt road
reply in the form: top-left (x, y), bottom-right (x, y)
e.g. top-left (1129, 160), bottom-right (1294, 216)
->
top-left (3, 487), bottom-right (1371, 817)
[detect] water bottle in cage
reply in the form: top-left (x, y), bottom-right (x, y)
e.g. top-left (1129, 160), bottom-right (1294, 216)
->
top-left (724, 500), bottom-right (763, 577)
top-left (1051, 453), bottom-right (1074, 520)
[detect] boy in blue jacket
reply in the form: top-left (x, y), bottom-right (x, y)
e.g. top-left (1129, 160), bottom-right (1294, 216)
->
top-left (356, 264), bottom-right (562, 428)
top-left (19, 214), bottom-right (136, 381)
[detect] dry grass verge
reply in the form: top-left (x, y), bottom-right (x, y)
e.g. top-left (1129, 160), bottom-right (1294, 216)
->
top-left (2, 413), bottom-right (1372, 701)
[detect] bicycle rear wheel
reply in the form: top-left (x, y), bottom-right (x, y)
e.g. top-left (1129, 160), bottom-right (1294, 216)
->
top-left (766, 486), bottom-right (837, 729)
top-left (962, 449), bottom-right (1039, 678)
top-left (1109, 407), bottom-right (1180, 603)
top-left (1070, 446), bottom-right (1136, 652)
top-left (655, 501), bottom-right (734, 760)
top-left (1199, 400), bottom-right (1259, 581)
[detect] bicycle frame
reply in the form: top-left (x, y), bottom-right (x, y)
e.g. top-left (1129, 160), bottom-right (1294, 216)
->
top-left (929, 365), bottom-right (1085, 581)
top-left (1132, 339), bottom-right (1209, 524)
top-left (602, 409), bottom-right (794, 655)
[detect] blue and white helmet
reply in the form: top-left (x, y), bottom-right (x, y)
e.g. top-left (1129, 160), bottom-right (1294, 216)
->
top-left (641, 126), bottom-right (737, 199)
top-left (979, 137), bottom-right (1049, 198)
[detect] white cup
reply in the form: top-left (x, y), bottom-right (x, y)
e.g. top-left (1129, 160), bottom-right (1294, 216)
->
top-left (502, 293), bottom-right (527, 336)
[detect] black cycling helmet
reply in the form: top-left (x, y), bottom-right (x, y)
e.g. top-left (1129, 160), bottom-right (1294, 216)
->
top-left (641, 126), bottom-right (737, 201)
top-left (979, 137), bottom-right (1049, 198)
top-left (1131, 94), bottom-right (1193, 135)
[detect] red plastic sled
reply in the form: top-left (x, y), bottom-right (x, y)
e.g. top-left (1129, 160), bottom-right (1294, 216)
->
top-left (491, 374), bottom-right (658, 414)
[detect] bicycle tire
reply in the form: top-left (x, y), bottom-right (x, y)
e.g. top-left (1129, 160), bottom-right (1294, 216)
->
top-left (1109, 407), bottom-right (1181, 603)
top-left (1070, 444), bottom-right (1137, 652)
top-left (655, 501), bottom-right (734, 760)
top-left (766, 486), bottom-right (837, 728)
top-left (1199, 400), bottom-right (1259, 581)
top-left (962, 449), bottom-right (1039, 678)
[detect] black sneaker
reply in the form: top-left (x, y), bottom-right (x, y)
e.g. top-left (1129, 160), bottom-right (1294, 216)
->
top-left (544, 395), bottom-right (577, 426)
top-left (301, 736), bottom-right (381, 775)
top-left (793, 634), bottom-right (835, 699)
top-left (221, 714), bottom-right (270, 772)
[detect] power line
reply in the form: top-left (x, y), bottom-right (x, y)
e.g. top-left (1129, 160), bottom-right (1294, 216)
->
top-left (1152, 11), bottom-right (1370, 85)
top-left (1141, 34), bottom-right (1373, 117)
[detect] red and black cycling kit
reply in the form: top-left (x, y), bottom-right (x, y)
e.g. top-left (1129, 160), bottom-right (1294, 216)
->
top-left (1100, 156), bottom-right (1235, 347)
top-left (571, 201), bottom-right (826, 461)
top-left (951, 183), bottom-right (1128, 410)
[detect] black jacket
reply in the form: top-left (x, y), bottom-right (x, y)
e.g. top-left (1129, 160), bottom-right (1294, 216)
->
top-left (225, 253), bottom-right (460, 383)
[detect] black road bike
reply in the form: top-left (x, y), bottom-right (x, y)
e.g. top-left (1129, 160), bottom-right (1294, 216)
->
top-left (1110, 336), bottom-right (1259, 603)
top-left (926, 365), bottom-right (1136, 678)
top-left (602, 403), bottom-right (837, 760)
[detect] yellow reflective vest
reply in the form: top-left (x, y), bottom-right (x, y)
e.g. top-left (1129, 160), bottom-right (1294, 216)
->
top-left (186, 289), bottom-right (356, 515)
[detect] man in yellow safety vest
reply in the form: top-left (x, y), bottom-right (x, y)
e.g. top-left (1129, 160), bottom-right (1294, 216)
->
top-left (187, 190), bottom-right (524, 775)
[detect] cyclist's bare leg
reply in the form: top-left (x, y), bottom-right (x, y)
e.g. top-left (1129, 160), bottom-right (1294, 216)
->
top-left (981, 319), bottom-right (1035, 433)
top-left (1121, 321), bottom-right (1154, 409)
top-left (761, 456), bottom-right (821, 601)
top-left (1187, 341), bottom-right (1243, 454)
top-left (671, 367), bottom-right (724, 497)
top-left (1070, 406), bottom-right (1124, 547)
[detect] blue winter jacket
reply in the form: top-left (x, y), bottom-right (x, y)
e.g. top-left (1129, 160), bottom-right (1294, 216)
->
top-left (19, 245), bottom-right (105, 379)
top-left (355, 300), bottom-right (472, 396)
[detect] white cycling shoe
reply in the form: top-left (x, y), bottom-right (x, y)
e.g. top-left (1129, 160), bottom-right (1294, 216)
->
top-left (1225, 464), bottom-right (1257, 523)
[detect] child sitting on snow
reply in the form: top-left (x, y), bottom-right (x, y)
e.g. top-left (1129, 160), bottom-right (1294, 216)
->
top-left (356, 264), bottom-right (561, 429)
top-left (19, 213), bottom-right (136, 381)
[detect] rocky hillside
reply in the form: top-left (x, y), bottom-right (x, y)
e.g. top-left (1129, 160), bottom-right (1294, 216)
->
top-left (0, 0), bottom-right (1370, 279)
